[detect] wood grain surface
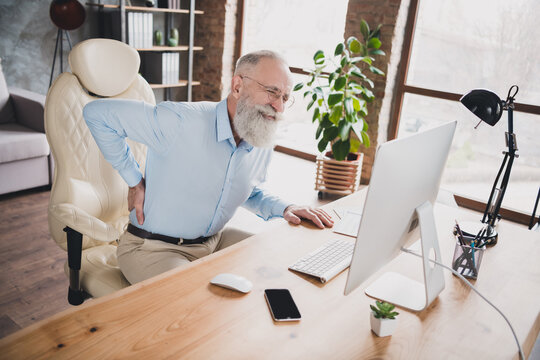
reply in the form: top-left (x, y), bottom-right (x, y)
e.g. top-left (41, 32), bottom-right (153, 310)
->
top-left (1, 190), bottom-right (538, 359)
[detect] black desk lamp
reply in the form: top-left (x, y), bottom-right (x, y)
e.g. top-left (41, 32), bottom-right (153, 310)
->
top-left (459, 85), bottom-right (519, 245)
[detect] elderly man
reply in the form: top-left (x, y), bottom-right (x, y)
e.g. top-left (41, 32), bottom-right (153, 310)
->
top-left (83, 50), bottom-right (333, 284)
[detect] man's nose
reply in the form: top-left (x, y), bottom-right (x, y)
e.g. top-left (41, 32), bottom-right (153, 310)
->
top-left (269, 96), bottom-right (285, 113)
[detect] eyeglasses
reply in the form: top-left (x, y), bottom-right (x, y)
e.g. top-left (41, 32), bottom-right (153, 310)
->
top-left (240, 75), bottom-right (295, 108)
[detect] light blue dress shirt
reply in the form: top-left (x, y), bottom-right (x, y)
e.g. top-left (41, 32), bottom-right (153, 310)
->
top-left (83, 98), bottom-right (291, 239)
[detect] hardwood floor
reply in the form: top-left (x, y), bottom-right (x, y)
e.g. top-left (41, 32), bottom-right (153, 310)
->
top-left (0, 152), bottom-right (331, 339)
top-left (0, 187), bottom-right (69, 338)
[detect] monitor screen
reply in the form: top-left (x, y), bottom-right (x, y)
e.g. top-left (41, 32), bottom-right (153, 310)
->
top-left (344, 121), bottom-right (456, 311)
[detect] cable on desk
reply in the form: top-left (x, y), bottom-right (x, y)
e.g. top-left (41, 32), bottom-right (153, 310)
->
top-left (400, 247), bottom-right (524, 360)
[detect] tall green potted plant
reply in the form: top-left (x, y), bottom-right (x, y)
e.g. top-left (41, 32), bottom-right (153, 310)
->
top-left (294, 19), bottom-right (385, 196)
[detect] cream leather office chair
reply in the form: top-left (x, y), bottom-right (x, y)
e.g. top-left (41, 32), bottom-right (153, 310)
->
top-left (45, 39), bottom-right (155, 305)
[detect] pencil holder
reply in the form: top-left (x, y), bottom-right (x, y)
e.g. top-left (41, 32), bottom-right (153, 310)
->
top-left (451, 240), bottom-right (485, 279)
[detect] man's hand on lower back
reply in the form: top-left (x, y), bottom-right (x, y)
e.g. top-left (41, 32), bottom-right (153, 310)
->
top-left (283, 205), bottom-right (334, 229)
top-left (128, 178), bottom-right (146, 225)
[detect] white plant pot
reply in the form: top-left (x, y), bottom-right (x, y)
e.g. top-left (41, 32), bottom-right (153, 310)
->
top-left (370, 312), bottom-right (398, 337)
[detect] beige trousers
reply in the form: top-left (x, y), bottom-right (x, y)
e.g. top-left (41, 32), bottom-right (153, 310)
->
top-left (117, 227), bottom-right (253, 284)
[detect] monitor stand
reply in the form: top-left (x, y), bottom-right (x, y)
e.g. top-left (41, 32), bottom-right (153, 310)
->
top-left (364, 201), bottom-right (445, 312)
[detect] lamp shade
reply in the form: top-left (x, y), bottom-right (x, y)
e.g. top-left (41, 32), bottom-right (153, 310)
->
top-left (460, 89), bottom-right (503, 126)
top-left (50, 0), bottom-right (86, 31)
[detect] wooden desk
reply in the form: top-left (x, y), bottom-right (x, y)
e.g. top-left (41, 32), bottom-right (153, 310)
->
top-left (1, 190), bottom-right (539, 359)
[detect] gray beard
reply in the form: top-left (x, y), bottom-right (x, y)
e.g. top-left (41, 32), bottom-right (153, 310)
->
top-left (233, 97), bottom-right (282, 148)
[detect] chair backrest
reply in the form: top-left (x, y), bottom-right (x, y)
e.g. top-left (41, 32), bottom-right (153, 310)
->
top-left (45, 39), bottom-right (155, 251)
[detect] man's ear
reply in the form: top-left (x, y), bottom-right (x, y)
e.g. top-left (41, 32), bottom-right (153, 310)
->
top-left (231, 75), bottom-right (244, 100)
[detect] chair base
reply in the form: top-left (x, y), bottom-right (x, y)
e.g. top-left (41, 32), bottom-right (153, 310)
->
top-left (68, 287), bottom-right (89, 306)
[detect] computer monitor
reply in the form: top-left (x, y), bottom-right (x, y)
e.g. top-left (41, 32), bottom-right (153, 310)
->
top-left (344, 121), bottom-right (457, 311)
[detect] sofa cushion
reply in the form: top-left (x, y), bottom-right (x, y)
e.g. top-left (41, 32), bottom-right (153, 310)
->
top-left (0, 58), bottom-right (15, 124)
top-left (0, 123), bottom-right (49, 163)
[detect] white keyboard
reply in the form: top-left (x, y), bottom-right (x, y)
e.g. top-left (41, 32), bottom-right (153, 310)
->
top-left (289, 239), bottom-right (354, 283)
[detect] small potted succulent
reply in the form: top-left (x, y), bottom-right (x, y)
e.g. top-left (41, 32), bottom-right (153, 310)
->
top-left (370, 300), bottom-right (399, 337)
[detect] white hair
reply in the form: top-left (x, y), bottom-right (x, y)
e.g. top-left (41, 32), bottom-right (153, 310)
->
top-left (234, 50), bottom-right (288, 75)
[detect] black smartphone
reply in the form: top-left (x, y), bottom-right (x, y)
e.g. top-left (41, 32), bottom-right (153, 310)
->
top-left (264, 289), bottom-right (301, 321)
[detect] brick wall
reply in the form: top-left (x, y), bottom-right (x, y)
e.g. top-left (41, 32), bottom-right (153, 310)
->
top-left (344, 0), bottom-right (405, 183)
top-left (193, 0), bottom-right (227, 101)
top-left (220, 0), bottom-right (240, 98)
top-left (193, 0), bottom-right (239, 102)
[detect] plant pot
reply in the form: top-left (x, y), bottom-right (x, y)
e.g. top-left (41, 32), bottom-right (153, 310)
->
top-left (315, 151), bottom-right (363, 197)
top-left (370, 312), bottom-right (398, 337)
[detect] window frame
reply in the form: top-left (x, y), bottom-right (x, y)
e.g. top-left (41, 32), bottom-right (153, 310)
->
top-left (389, 0), bottom-right (540, 226)
top-left (236, 2), bottom-right (346, 162)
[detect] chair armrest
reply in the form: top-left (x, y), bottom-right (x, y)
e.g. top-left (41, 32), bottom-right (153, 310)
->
top-left (9, 87), bottom-right (46, 133)
top-left (49, 203), bottom-right (122, 243)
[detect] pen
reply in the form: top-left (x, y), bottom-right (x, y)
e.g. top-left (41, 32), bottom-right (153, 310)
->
top-left (470, 243), bottom-right (477, 276)
top-left (471, 225), bottom-right (485, 245)
top-left (471, 225), bottom-right (488, 276)
top-left (475, 227), bottom-right (489, 248)
top-left (454, 220), bottom-right (466, 246)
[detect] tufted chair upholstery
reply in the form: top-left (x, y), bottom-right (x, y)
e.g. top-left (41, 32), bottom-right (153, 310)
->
top-left (45, 39), bottom-right (155, 304)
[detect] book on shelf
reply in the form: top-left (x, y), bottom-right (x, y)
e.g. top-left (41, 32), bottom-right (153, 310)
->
top-left (145, 13), bottom-right (153, 48)
top-left (131, 13), bottom-right (153, 49)
top-left (103, 10), bottom-right (153, 49)
top-left (157, 0), bottom-right (179, 9)
top-left (141, 52), bottom-right (179, 85)
top-left (127, 12), bottom-right (135, 47)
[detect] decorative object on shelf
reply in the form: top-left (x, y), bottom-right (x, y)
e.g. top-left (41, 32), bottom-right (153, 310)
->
top-left (48, 0), bottom-right (86, 87)
top-left (293, 19), bottom-right (385, 198)
top-left (458, 85), bottom-right (520, 246)
top-left (154, 29), bottom-right (163, 46)
top-left (369, 300), bottom-right (399, 337)
top-left (167, 27), bottom-right (179, 47)
top-left (145, 0), bottom-right (156, 7)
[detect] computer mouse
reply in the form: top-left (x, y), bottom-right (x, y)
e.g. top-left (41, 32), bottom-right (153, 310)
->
top-left (210, 273), bottom-right (253, 293)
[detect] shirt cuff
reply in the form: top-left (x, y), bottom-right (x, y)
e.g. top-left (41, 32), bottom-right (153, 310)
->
top-left (271, 199), bottom-right (294, 219)
top-left (120, 167), bottom-right (143, 188)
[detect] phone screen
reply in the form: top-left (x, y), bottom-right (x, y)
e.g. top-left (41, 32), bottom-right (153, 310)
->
top-left (264, 289), bottom-right (301, 321)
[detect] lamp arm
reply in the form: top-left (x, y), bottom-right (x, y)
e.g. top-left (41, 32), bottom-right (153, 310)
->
top-left (482, 152), bottom-right (509, 224)
top-left (487, 152), bottom-right (516, 227)
top-left (484, 106), bottom-right (518, 228)
top-left (506, 105), bottom-right (517, 154)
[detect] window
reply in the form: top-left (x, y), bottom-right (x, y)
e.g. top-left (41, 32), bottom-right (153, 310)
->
top-left (241, 0), bottom-right (349, 157)
top-left (393, 0), bottom-right (540, 219)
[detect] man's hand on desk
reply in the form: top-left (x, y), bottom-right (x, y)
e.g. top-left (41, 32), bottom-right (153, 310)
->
top-left (128, 178), bottom-right (146, 225)
top-left (283, 205), bottom-right (334, 229)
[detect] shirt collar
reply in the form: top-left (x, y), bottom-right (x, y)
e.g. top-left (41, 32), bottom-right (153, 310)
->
top-left (216, 99), bottom-right (254, 152)
top-left (216, 99), bottom-right (233, 143)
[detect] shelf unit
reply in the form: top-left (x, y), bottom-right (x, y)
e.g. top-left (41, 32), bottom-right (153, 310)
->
top-left (150, 80), bottom-right (201, 89)
top-left (88, 0), bottom-right (203, 101)
top-left (86, 3), bottom-right (203, 14)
